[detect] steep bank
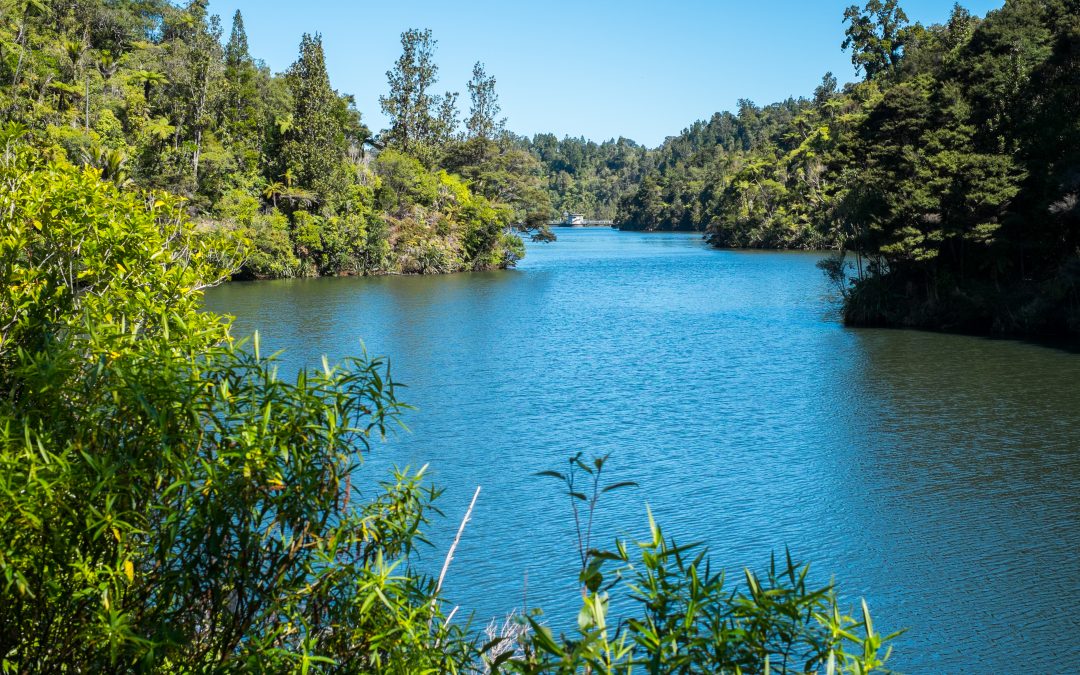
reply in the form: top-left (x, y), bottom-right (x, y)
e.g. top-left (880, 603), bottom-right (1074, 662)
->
top-left (840, 262), bottom-right (1080, 339)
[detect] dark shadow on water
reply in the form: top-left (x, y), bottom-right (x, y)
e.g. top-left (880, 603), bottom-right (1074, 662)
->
top-left (846, 321), bottom-right (1080, 355)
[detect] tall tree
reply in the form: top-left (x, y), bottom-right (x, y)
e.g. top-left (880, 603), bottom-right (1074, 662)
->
top-left (221, 9), bottom-right (260, 166)
top-left (223, 9), bottom-right (249, 72)
top-left (433, 88), bottom-right (460, 147)
top-left (379, 28), bottom-right (458, 161)
top-left (813, 71), bottom-right (839, 105)
top-left (842, 0), bottom-right (910, 80)
top-left (7, 0), bottom-right (49, 92)
top-left (380, 28), bottom-right (438, 153)
top-left (281, 33), bottom-right (350, 210)
top-left (159, 2), bottom-right (223, 186)
top-left (466, 62), bottom-right (503, 140)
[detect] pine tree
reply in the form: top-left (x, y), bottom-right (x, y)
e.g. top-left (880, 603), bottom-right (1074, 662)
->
top-left (282, 33), bottom-right (350, 210)
top-left (466, 62), bottom-right (503, 140)
top-left (224, 10), bottom-right (249, 71)
top-left (222, 9), bottom-right (259, 160)
top-left (380, 29), bottom-right (438, 153)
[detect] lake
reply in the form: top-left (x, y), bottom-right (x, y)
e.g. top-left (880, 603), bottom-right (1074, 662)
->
top-left (204, 228), bottom-right (1080, 672)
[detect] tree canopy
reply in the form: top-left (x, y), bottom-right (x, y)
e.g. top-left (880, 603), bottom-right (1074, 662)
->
top-left (0, 1), bottom-right (554, 280)
top-left (539, 0), bottom-right (1079, 337)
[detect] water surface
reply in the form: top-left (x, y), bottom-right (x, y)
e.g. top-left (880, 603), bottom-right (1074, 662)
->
top-left (205, 229), bottom-right (1080, 672)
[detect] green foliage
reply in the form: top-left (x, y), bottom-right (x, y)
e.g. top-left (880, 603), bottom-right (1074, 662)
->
top-left (446, 137), bottom-right (556, 242)
top-left (0, 4), bottom-right (546, 281)
top-left (375, 149), bottom-right (440, 212)
top-left (527, 134), bottom-right (648, 222)
top-left (379, 28), bottom-right (457, 164)
top-left (241, 210), bottom-right (302, 279)
top-left (591, 0), bottom-right (1080, 336)
top-left (466, 62), bottom-right (504, 141)
top-left (833, 0), bottom-right (1080, 336)
top-left (0, 140), bottom-right (475, 672)
top-left (493, 455), bottom-right (898, 674)
top-left (842, 0), bottom-right (911, 80)
top-left (611, 97), bottom-right (834, 248)
top-left (369, 158), bottom-right (523, 274)
top-left (282, 33), bottom-right (351, 212)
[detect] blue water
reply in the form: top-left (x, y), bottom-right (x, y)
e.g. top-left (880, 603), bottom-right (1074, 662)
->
top-left (205, 228), bottom-right (1080, 672)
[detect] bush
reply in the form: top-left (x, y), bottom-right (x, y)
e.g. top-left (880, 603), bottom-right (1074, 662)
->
top-left (373, 149), bottom-right (439, 214)
top-left (241, 210), bottom-right (302, 279)
top-left (0, 135), bottom-right (472, 672)
top-left (492, 455), bottom-right (899, 674)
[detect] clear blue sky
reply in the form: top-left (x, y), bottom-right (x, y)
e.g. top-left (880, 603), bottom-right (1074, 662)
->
top-left (209, 0), bottom-right (1004, 147)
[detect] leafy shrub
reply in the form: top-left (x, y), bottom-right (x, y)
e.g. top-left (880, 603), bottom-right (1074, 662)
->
top-left (241, 210), bottom-right (302, 279)
top-left (374, 149), bottom-right (439, 214)
top-left (488, 455), bottom-right (899, 674)
top-left (0, 135), bottom-right (472, 672)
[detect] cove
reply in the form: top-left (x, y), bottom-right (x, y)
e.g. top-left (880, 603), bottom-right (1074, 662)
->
top-left (205, 228), bottom-right (1080, 672)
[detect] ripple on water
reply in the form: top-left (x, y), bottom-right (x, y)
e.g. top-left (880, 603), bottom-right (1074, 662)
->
top-left (205, 229), bottom-right (1080, 673)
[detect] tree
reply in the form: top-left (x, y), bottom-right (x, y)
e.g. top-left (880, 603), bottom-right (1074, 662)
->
top-left (6, 0), bottom-right (48, 91)
top-left (150, 1), bottom-right (224, 187)
top-left (221, 10), bottom-right (261, 172)
top-left (842, 0), bottom-right (910, 80)
top-left (433, 88), bottom-right (460, 147)
top-left (222, 10), bottom-right (255, 120)
top-left (185, 10), bottom-right (222, 182)
top-left (813, 71), bottom-right (839, 105)
top-left (0, 0), bottom-right (547, 280)
top-left (281, 33), bottom-right (350, 210)
top-left (466, 62), bottom-right (504, 140)
top-left (223, 9), bottom-right (249, 72)
top-left (130, 69), bottom-right (169, 102)
top-left (379, 28), bottom-right (457, 161)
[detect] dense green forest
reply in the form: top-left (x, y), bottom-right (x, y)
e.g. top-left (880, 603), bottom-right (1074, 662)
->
top-left (4, 0), bottom-right (1076, 335)
top-left (0, 0), bottom-right (554, 279)
top-left (522, 133), bottom-right (649, 220)
top-left (614, 97), bottom-right (827, 246)
top-left (826, 0), bottom-right (1079, 336)
top-left (576, 0), bottom-right (1080, 337)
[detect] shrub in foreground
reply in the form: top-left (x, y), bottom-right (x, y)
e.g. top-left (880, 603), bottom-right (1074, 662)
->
top-left (490, 456), bottom-right (897, 674)
top-left (0, 132), bottom-right (471, 672)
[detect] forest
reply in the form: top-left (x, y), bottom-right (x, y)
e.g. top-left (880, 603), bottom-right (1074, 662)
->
top-left (4, 0), bottom-right (1077, 335)
top-left (0, 0), bottom-right (555, 279)
top-left (557, 0), bottom-right (1080, 337)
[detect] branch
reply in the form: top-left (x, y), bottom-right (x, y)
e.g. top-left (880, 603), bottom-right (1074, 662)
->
top-left (436, 485), bottom-right (480, 597)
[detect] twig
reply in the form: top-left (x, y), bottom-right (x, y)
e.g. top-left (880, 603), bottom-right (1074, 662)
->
top-left (437, 485), bottom-right (481, 596)
top-left (429, 486), bottom-right (480, 630)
